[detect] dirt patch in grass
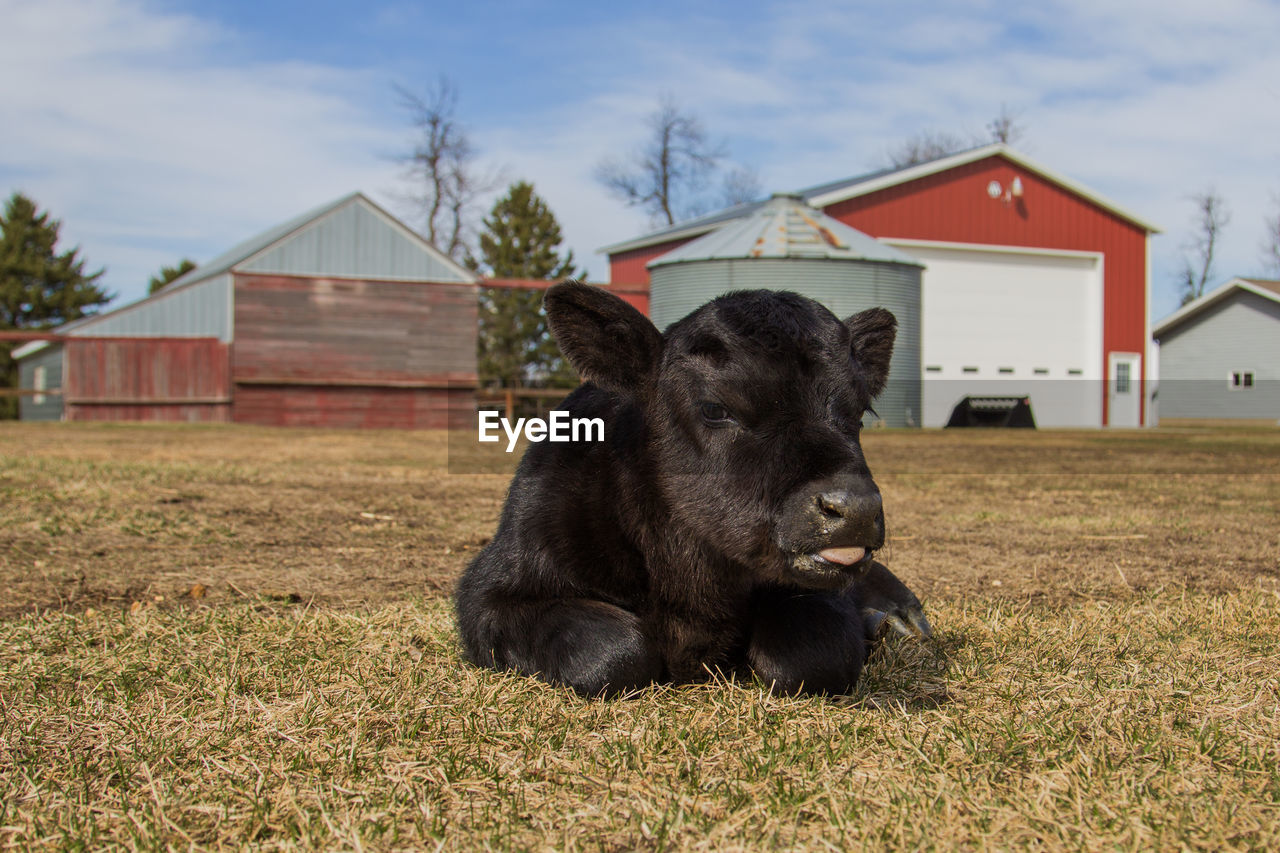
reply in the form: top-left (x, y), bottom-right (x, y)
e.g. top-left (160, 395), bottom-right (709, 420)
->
top-left (2, 422), bottom-right (1277, 618)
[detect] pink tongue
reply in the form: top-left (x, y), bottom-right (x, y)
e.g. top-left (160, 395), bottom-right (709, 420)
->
top-left (818, 546), bottom-right (866, 566)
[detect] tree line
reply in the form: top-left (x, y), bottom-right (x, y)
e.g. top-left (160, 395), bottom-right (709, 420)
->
top-left (4, 86), bottom-right (1280, 412)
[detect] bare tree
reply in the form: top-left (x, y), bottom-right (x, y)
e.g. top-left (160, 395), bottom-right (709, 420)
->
top-left (987, 103), bottom-right (1026, 146)
top-left (596, 95), bottom-right (727, 226)
top-left (720, 165), bottom-right (763, 208)
top-left (887, 129), bottom-right (972, 168)
top-left (1262, 191), bottom-right (1280, 277)
top-left (397, 77), bottom-right (495, 260)
top-left (1178, 189), bottom-right (1231, 305)
top-left (888, 106), bottom-right (1028, 168)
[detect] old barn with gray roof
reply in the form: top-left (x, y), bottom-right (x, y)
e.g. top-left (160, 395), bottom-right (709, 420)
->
top-left (15, 193), bottom-right (478, 427)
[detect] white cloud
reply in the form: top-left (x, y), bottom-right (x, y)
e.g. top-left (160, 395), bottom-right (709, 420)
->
top-left (0, 0), bottom-right (402, 305)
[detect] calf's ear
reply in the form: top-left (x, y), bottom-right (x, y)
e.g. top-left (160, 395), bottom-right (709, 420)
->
top-left (844, 307), bottom-right (897, 398)
top-left (544, 281), bottom-right (663, 394)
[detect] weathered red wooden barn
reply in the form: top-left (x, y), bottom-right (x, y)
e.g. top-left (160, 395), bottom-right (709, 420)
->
top-left (601, 144), bottom-right (1161, 428)
top-left (15, 193), bottom-right (479, 428)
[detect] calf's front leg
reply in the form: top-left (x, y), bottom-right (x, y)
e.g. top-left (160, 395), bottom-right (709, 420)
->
top-left (460, 597), bottom-right (663, 697)
top-left (746, 586), bottom-right (867, 696)
top-left (747, 562), bottom-right (932, 696)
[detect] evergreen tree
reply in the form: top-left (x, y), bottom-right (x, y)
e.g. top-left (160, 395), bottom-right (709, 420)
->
top-left (475, 182), bottom-right (580, 388)
top-left (149, 258), bottom-right (196, 293)
top-left (0, 193), bottom-right (111, 417)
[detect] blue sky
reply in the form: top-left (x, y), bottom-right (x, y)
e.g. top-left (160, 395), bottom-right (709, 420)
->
top-left (3, 0), bottom-right (1279, 321)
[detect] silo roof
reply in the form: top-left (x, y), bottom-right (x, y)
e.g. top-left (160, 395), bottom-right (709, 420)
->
top-left (647, 194), bottom-right (923, 269)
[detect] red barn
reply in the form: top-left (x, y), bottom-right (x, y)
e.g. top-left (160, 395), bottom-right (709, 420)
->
top-left (601, 144), bottom-right (1160, 428)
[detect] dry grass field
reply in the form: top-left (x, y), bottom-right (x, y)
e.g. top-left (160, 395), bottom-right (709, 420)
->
top-left (2, 421), bottom-right (1278, 850)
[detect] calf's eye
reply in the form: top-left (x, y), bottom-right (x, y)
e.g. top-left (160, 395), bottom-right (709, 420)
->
top-left (699, 401), bottom-right (733, 426)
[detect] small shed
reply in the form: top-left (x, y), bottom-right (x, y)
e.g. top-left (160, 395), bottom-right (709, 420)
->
top-left (15, 193), bottom-right (478, 428)
top-left (648, 193), bottom-right (924, 428)
top-left (1152, 277), bottom-right (1280, 423)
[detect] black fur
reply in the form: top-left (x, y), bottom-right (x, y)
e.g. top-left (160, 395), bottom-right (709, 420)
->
top-left (455, 282), bottom-right (928, 697)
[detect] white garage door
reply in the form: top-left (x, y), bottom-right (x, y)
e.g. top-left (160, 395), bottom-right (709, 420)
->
top-left (885, 241), bottom-right (1104, 428)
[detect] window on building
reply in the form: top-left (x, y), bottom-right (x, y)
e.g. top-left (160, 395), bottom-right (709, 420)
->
top-left (1115, 362), bottom-right (1130, 394)
top-left (33, 366), bottom-right (46, 406)
top-left (1068, 369), bottom-right (1083, 376)
top-left (1033, 368), bottom-right (1049, 376)
top-left (962, 366), bottom-right (978, 374)
top-left (1230, 371), bottom-right (1256, 390)
top-left (998, 367), bottom-right (1014, 375)
top-left (925, 365), bottom-right (942, 373)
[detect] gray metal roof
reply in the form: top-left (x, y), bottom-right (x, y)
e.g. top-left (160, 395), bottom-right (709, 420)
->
top-left (1153, 276), bottom-right (1280, 339)
top-left (163, 191), bottom-right (475, 289)
top-left (599, 199), bottom-right (771, 256)
top-left (647, 194), bottom-right (923, 268)
top-left (164, 193), bottom-right (362, 290)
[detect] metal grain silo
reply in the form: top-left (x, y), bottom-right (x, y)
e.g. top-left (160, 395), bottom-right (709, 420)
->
top-left (648, 193), bottom-right (924, 427)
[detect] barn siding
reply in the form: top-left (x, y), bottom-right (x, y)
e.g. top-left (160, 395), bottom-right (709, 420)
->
top-left (231, 274), bottom-right (477, 428)
top-left (62, 274), bottom-right (233, 341)
top-left (18, 344), bottom-right (65, 421)
top-left (233, 385), bottom-right (472, 429)
top-left (232, 274), bottom-right (478, 384)
top-left (67, 403), bottom-right (231, 423)
top-left (1156, 291), bottom-right (1280, 419)
top-left (610, 238), bottom-right (693, 285)
top-left (237, 199), bottom-right (472, 283)
top-left (62, 338), bottom-right (231, 422)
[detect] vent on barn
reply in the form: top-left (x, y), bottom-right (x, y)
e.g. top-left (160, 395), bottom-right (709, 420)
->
top-left (647, 193), bottom-right (924, 428)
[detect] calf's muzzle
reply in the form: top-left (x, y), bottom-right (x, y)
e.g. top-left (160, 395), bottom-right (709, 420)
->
top-left (812, 487), bottom-right (883, 549)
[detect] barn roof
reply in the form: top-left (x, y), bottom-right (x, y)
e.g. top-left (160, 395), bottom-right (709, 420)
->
top-left (599, 143), bottom-right (1161, 256)
top-left (1152, 277), bottom-right (1280, 340)
top-left (162, 191), bottom-right (476, 289)
top-left (647, 193), bottom-right (922, 268)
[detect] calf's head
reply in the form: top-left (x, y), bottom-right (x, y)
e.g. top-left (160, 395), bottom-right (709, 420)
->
top-left (545, 282), bottom-right (897, 591)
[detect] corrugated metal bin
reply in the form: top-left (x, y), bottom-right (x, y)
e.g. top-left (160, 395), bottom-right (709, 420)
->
top-left (648, 194), bottom-right (924, 427)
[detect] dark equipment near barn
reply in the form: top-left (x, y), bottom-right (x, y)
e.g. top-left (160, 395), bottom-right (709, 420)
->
top-left (946, 396), bottom-right (1037, 428)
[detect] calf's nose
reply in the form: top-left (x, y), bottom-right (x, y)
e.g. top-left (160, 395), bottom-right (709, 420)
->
top-left (817, 489), bottom-right (881, 521)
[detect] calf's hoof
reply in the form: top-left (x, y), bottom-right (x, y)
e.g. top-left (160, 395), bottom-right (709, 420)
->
top-left (855, 560), bottom-right (933, 640)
